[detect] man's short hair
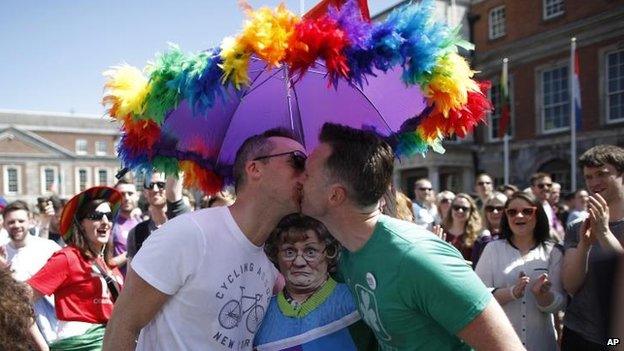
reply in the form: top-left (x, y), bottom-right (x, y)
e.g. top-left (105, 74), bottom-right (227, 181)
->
top-left (114, 178), bottom-right (134, 188)
top-left (413, 178), bottom-right (431, 188)
top-left (3, 200), bottom-right (30, 216)
top-left (579, 145), bottom-right (624, 173)
top-left (319, 123), bottom-right (394, 207)
top-left (530, 172), bottom-right (551, 186)
top-left (232, 128), bottom-right (298, 193)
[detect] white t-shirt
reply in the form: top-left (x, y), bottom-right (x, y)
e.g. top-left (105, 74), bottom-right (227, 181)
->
top-left (4, 235), bottom-right (61, 281)
top-left (132, 207), bottom-right (278, 351)
top-left (4, 235), bottom-right (61, 343)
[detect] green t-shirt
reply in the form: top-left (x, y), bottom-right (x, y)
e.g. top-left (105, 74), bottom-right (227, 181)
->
top-left (338, 215), bottom-right (492, 351)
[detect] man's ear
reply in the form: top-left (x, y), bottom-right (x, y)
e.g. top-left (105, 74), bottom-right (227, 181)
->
top-left (328, 184), bottom-right (348, 207)
top-left (246, 160), bottom-right (262, 182)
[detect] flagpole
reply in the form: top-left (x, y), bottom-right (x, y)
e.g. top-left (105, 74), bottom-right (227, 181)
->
top-left (503, 58), bottom-right (509, 185)
top-left (570, 37), bottom-right (577, 191)
top-left (450, 0), bottom-right (457, 27)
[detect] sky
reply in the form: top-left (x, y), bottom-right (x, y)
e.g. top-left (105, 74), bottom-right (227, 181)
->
top-left (0, 0), bottom-right (402, 117)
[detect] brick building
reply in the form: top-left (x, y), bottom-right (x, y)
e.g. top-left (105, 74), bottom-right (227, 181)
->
top-left (0, 110), bottom-right (121, 203)
top-left (471, 0), bottom-right (624, 191)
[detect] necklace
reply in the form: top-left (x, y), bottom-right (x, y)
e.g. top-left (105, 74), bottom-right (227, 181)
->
top-left (283, 277), bottom-right (328, 310)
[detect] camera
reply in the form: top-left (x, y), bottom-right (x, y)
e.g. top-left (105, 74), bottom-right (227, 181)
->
top-left (37, 197), bottom-right (51, 213)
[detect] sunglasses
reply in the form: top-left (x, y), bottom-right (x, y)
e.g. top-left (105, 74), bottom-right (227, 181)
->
top-left (144, 181), bottom-right (166, 190)
top-left (418, 187), bottom-right (433, 192)
top-left (536, 183), bottom-right (552, 189)
top-left (253, 150), bottom-right (307, 171)
top-left (485, 205), bottom-right (505, 213)
top-left (85, 211), bottom-right (114, 221)
top-left (452, 205), bottom-right (470, 212)
top-left (505, 207), bottom-right (537, 217)
top-left (440, 198), bottom-right (453, 204)
top-left (477, 181), bottom-right (492, 186)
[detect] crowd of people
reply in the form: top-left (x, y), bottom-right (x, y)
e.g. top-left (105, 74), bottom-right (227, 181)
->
top-left (0, 124), bottom-right (622, 350)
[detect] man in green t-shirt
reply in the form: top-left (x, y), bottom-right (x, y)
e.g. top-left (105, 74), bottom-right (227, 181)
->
top-left (301, 123), bottom-right (524, 350)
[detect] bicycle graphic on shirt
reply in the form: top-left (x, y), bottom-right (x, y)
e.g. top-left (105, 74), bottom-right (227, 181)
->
top-left (218, 286), bottom-right (265, 333)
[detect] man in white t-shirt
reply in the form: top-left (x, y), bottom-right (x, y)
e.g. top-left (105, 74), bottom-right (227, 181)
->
top-left (411, 178), bottom-right (438, 230)
top-left (0, 200), bottom-right (61, 343)
top-left (104, 128), bottom-right (306, 351)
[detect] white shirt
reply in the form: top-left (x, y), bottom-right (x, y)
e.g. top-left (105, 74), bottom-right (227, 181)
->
top-left (0, 228), bottom-right (9, 246)
top-left (4, 235), bottom-right (61, 281)
top-left (4, 235), bottom-right (61, 342)
top-left (132, 207), bottom-right (278, 351)
top-left (475, 239), bottom-right (566, 351)
top-left (411, 201), bottom-right (438, 230)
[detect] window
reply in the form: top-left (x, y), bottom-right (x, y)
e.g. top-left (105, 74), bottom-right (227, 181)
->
top-left (488, 6), bottom-right (506, 40)
top-left (488, 79), bottom-right (513, 141)
top-left (543, 0), bottom-right (564, 20)
top-left (3, 166), bottom-right (21, 195)
top-left (75, 167), bottom-right (91, 193)
top-left (76, 139), bottom-right (87, 155)
top-left (606, 49), bottom-right (624, 123)
top-left (95, 141), bottom-right (107, 156)
top-left (541, 65), bottom-right (570, 133)
top-left (97, 168), bottom-right (109, 186)
top-left (40, 166), bottom-right (59, 194)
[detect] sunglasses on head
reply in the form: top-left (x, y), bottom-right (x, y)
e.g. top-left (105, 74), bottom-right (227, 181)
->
top-left (452, 205), bottom-right (470, 212)
top-left (505, 207), bottom-right (537, 217)
top-left (536, 183), bottom-right (552, 189)
top-left (485, 205), bottom-right (505, 213)
top-left (85, 211), bottom-right (114, 221)
top-left (253, 150), bottom-right (307, 171)
top-left (144, 181), bottom-right (166, 190)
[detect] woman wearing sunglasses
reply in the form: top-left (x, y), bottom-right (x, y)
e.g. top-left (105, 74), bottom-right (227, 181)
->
top-left (475, 192), bottom-right (566, 350)
top-left (27, 187), bottom-right (124, 350)
top-left (471, 192), bottom-right (508, 268)
top-left (255, 214), bottom-right (375, 351)
top-left (441, 193), bottom-right (482, 261)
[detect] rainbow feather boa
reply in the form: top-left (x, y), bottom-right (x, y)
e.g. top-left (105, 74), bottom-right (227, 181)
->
top-left (103, 0), bottom-right (491, 194)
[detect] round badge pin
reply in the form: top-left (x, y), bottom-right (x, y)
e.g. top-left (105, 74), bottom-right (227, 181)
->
top-left (366, 272), bottom-right (377, 290)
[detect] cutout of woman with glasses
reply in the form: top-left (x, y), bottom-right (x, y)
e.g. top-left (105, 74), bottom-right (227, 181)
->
top-left (254, 214), bottom-right (375, 351)
top-left (475, 192), bottom-right (566, 350)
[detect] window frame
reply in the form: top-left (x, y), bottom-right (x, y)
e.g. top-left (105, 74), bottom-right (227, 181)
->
top-left (95, 167), bottom-right (110, 186)
top-left (488, 5), bottom-right (506, 40)
top-left (95, 140), bottom-right (107, 156)
top-left (542, 0), bottom-right (565, 20)
top-left (75, 139), bottom-right (88, 155)
top-left (40, 166), bottom-right (59, 194)
top-left (74, 167), bottom-right (92, 193)
top-left (605, 48), bottom-right (624, 124)
top-left (3, 165), bottom-right (22, 195)
top-left (537, 62), bottom-right (571, 134)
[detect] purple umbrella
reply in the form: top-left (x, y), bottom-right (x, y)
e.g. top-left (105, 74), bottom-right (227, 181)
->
top-left (161, 56), bottom-right (426, 172)
top-left (105, 0), bottom-right (490, 194)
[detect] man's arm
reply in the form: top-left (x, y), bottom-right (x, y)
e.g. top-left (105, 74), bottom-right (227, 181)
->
top-left (102, 267), bottom-right (170, 351)
top-left (562, 219), bottom-right (592, 295)
top-left (457, 299), bottom-right (525, 351)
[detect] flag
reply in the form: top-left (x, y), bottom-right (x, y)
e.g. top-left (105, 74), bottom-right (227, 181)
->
top-left (304, 0), bottom-right (371, 21)
top-left (571, 40), bottom-right (582, 130)
top-left (498, 58), bottom-right (511, 138)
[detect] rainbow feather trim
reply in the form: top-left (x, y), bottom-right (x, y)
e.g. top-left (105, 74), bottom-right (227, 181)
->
top-left (103, 0), bottom-right (492, 194)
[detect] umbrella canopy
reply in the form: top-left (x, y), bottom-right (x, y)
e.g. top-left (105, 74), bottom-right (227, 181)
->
top-left (103, 0), bottom-right (491, 195)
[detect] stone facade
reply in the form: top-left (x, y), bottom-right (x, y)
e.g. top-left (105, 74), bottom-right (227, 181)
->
top-left (470, 0), bottom-right (624, 192)
top-left (0, 110), bottom-right (121, 203)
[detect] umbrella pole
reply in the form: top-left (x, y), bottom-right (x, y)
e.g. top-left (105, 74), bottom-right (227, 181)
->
top-left (284, 66), bottom-right (295, 132)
